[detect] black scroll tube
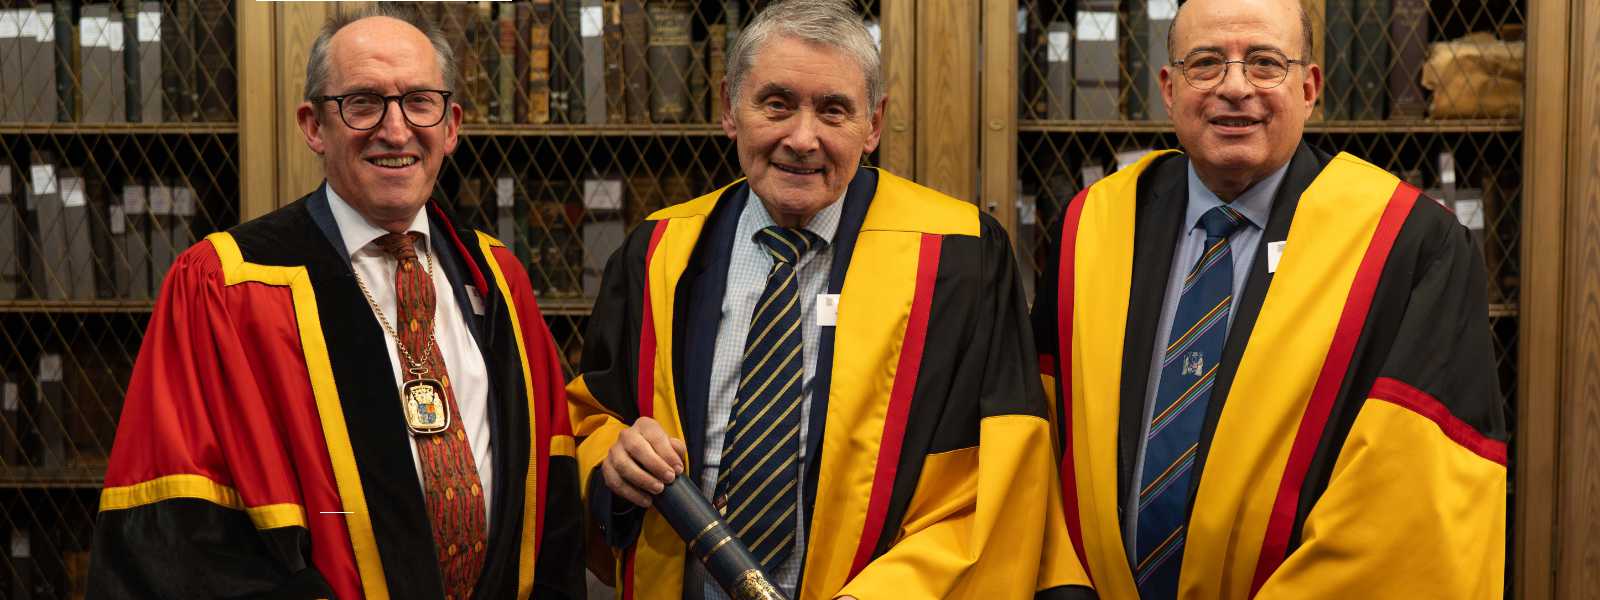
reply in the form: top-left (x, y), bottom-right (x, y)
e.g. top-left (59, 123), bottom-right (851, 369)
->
top-left (654, 476), bottom-right (791, 600)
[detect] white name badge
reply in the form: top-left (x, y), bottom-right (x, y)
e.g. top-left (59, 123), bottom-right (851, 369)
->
top-left (815, 294), bottom-right (839, 327)
top-left (465, 285), bottom-right (486, 316)
top-left (1267, 240), bottom-right (1286, 274)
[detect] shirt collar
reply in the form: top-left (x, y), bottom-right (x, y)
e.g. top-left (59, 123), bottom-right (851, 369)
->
top-left (744, 189), bottom-right (845, 248)
top-left (1183, 159), bottom-right (1288, 233)
top-left (324, 182), bottom-right (432, 259)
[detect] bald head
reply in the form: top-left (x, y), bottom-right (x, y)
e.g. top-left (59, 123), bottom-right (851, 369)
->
top-left (1167, 0), bottom-right (1313, 62)
top-left (303, 5), bottom-right (455, 101)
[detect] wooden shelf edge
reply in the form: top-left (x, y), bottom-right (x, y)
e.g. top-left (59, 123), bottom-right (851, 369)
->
top-left (0, 123), bottom-right (239, 135)
top-left (0, 300), bottom-right (158, 315)
top-left (460, 123), bottom-right (726, 137)
top-left (0, 466), bottom-right (106, 489)
top-left (537, 297), bottom-right (595, 316)
top-left (1019, 118), bottom-right (1524, 134)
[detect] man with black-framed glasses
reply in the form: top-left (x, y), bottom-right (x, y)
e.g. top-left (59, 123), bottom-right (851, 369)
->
top-left (88, 6), bottom-right (584, 599)
top-left (1031, 0), bottom-right (1506, 597)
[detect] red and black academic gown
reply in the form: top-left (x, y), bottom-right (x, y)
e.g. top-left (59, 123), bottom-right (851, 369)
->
top-left (1032, 145), bottom-right (1508, 599)
top-left (567, 167), bottom-right (1092, 600)
top-left (87, 188), bottom-right (584, 599)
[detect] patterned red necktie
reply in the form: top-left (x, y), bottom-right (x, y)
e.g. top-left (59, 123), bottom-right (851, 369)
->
top-left (375, 232), bottom-right (487, 600)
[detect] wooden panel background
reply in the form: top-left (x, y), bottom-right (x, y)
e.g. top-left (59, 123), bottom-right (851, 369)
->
top-left (915, 0), bottom-right (978, 201)
top-left (237, 0), bottom-right (276, 220)
top-left (879, 0), bottom-right (916, 177)
top-left (1556, 0), bottom-right (1600, 594)
top-left (981, 0), bottom-right (1018, 242)
top-left (274, 3), bottom-right (332, 206)
top-left (1518, 0), bottom-right (1569, 595)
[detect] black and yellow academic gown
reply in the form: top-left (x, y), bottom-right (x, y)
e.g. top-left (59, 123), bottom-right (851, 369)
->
top-left (88, 187), bottom-right (584, 599)
top-left (568, 167), bottom-right (1092, 599)
top-left (1032, 145), bottom-right (1507, 598)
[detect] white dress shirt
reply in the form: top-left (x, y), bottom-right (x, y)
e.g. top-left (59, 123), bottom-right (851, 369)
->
top-left (326, 184), bottom-right (494, 525)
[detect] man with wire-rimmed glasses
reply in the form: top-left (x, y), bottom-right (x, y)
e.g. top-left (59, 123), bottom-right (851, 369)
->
top-left (88, 5), bottom-right (585, 599)
top-left (1030, 0), bottom-right (1507, 596)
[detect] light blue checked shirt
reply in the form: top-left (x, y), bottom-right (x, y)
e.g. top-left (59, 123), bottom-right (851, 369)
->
top-left (1123, 159), bottom-right (1286, 561)
top-left (694, 191), bottom-right (842, 599)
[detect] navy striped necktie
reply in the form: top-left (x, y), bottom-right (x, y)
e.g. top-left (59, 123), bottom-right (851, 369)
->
top-left (715, 225), bottom-right (820, 576)
top-left (1135, 204), bottom-right (1246, 597)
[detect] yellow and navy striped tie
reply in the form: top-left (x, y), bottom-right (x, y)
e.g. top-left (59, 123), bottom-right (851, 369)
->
top-left (715, 225), bottom-right (819, 576)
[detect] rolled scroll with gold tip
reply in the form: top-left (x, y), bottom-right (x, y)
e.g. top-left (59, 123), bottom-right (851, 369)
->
top-left (654, 476), bottom-right (789, 600)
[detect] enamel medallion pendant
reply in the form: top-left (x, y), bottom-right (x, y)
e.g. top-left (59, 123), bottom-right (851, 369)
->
top-left (401, 378), bottom-right (450, 435)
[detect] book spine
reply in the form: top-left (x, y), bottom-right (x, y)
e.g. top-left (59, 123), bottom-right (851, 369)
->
top-left (30, 157), bottom-right (67, 300)
top-left (1147, 0), bottom-right (1175, 120)
top-left (562, 0), bottom-right (585, 123)
top-left (1387, 0), bottom-right (1427, 118)
top-left (1073, 1), bottom-right (1120, 120)
top-left (1350, 0), bottom-right (1388, 119)
top-left (514, 2), bottom-right (532, 124)
top-left (1, 10), bottom-right (22, 123)
top-left (708, 23), bottom-right (726, 121)
top-left (646, 1), bottom-right (690, 123)
top-left (121, 181), bottom-right (149, 299)
top-left (1046, 20), bottom-right (1072, 120)
top-left (123, 0), bottom-right (140, 122)
top-left (52, 0), bottom-right (74, 122)
top-left (193, 0), bottom-right (233, 121)
top-left (603, 0), bottom-right (625, 123)
top-left (582, 0), bottom-right (606, 124)
top-left (58, 171), bottom-right (94, 300)
top-left (1123, 0), bottom-right (1150, 121)
top-left (0, 165), bottom-right (18, 299)
top-left (35, 352), bottom-right (65, 468)
top-left (529, 0), bottom-right (553, 124)
top-left (620, 0), bottom-right (648, 123)
top-left (497, 3), bottom-right (516, 124)
top-left (1323, 0), bottom-right (1355, 119)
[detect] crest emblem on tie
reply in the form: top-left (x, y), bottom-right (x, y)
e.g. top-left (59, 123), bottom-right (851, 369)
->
top-left (1183, 352), bottom-right (1205, 376)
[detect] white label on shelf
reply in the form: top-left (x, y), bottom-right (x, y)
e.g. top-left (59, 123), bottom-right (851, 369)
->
top-left (149, 186), bottom-right (173, 215)
top-left (111, 204), bottom-right (127, 234)
top-left (138, 9), bottom-right (160, 43)
top-left (124, 185), bottom-right (147, 214)
top-left (866, 20), bottom-right (881, 50)
top-left (581, 5), bottom-right (603, 38)
top-left (80, 15), bottom-right (108, 48)
top-left (1081, 165), bottom-right (1106, 186)
top-left (10, 529), bottom-right (29, 559)
top-left (1456, 197), bottom-right (1485, 230)
top-left (0, 166), bottom-right (10, 196)
top-left (1077, 12), bottom-right (1117, 43)
top-left (496, 177), bottom-right (515, 208)
top-left (34, 11), bottom-right (54, 43)
top-left (583, 178), bottom-right (622, 211)
top-left (0, 11), bottom-right (20, 39)
top-left (1016, 195), bottom-right (1038, 225)
top-left (2, 383), bottom-right (17, 411)
top-left (60, 177), bottom-right (86, 208)
top-left (1438, 151), bottom-right (1457, 187)
top-left (39, 353), bottom-right (62, 383)
top-left (1047, 30), bottom-right (1071, 63)
top-left (1149, 0), bottom-right (1179, 21)
top-left (30, 164), bottom-right (56, 195)
top-left (174, 186), bottom-right (196, 216)
top-left (107, 19), bottom-right (125, 51)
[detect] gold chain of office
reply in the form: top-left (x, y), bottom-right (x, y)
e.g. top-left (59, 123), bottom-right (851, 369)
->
top-left (351, 245), bottom-right (441, 377)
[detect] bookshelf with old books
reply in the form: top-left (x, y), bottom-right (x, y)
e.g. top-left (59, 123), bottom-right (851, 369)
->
top-left (0, 0), bottom-right (243, 597)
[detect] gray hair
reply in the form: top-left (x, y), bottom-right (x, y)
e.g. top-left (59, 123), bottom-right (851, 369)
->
top-left (303, 4), bottom-right (455, 101)
top-left (1167, 0), bottom-right (1314, 62)
top-left (725, 0), bottom-right (883, 113)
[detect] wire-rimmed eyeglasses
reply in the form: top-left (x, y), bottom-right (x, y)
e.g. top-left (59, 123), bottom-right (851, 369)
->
top-left (1171, 49), bottom-right (1307, 91)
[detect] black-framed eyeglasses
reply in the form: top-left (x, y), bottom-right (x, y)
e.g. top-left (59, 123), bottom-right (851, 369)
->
top-left (1171, 49), bottom-right (1307, 91)
top-left (309, 89), bottom-right (453, 130)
